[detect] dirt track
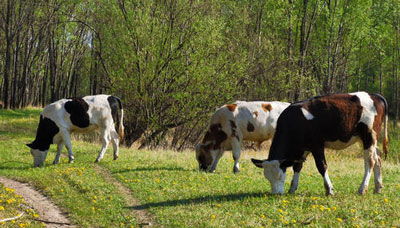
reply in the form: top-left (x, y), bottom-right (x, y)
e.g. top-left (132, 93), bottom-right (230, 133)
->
top-left (0, 176), bottom-right (73, 227)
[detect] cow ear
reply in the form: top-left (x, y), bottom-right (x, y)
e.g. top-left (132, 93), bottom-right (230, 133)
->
top-left (251, 158), bottom-right (268, 168)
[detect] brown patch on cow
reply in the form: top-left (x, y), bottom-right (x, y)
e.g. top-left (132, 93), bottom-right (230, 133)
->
top-left (226, 104), bottom-right (237, 112)
top-left (262, 103), bottom-right (272, 112)
top-left (304, 94), bottom-right (363, 144)
top-left (253, 111), bottom-right (258, 118)
top-left (230, 120), bottom-right (239, 141)
top-left (247, 121), bottom-right (255, 132)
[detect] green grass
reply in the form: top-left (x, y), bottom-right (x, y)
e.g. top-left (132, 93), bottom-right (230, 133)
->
top-left (1, 108), bottom-right (400, 227)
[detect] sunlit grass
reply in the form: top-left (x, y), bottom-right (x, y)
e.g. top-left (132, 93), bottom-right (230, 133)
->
top-left (1, 108), bottom-right (400, 227)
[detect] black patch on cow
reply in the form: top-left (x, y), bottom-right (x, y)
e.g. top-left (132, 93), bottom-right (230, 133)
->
top-left (27, 116), bottom-right (59, 151)
top-left (357, 122), bottom-right (373, 149)
top-left (247, 122), bottom-right (255, 132)
top-left (107, 96), bottom-right (122, 130)
top-left (64, 97), bottom-right (90, 128)
top-left (203, 123), bottom-right (227, 149)
top-left (230, 120), bottom-right (239, 141)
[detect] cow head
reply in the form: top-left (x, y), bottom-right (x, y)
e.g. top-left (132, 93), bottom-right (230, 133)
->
top-left (26, 142), bottom-right (49, 167)
top-left (252, 159), bottom-right (286, 194)
top-left (195, 143), bottom-right (217, 172)
top-left (196, 123), bottom-right (227, 172)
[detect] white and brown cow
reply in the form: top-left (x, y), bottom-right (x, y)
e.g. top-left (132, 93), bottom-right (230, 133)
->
top-left (252, 92), bottom-right (388, 195)
top-left (27, 95), bottom-right (124, 167)
top-left (196, 101), bottom-right (290, 173)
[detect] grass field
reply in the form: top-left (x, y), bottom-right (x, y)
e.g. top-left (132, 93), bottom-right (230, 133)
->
top-left (1, 108), bottom-right (400, 227)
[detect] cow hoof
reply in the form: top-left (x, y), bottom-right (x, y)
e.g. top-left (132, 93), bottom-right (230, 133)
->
top-left (374, 188), bottom-right (382, 194)
top-left (52, 161), bottom-right (59, 165)
top-left (358, 188), bottom-right (367, 195)
top-left (94, 159), bottom-right (99, 163)
top-left (233, 168), bottom-right (240, 174)
top-left (288, 189), bottom-right (296, 194)
top-left (113, 156), bottom-right (119, 160)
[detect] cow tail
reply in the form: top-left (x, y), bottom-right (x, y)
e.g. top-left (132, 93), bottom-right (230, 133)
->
top-left (114, 96), bottom-right (124, 142)
top-left (376, 93), bottom-right (389, 159)
top-left (383, 107), bottom-right (388, 160)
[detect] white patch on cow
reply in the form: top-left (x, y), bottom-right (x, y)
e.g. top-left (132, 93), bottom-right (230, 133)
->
top-left (324, 171), bottom-right (334, 195)
top-left (301, 107), bottom-right (314, 120)
top-left (289, 172), bottom-right (300, 194)
top-left (350, 92), bottom-right (377, 128)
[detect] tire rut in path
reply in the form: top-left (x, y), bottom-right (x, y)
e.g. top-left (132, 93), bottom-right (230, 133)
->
top-left (94, 165), bottom-right (157, 227)
top-left (0, 176), bottom-right (74, 228)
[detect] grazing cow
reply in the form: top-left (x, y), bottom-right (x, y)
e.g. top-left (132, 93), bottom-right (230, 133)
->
top-left (27, 95), bottom-right (124, 167)
top-left (252, 92), bottom-right (388, 195)
top-left (196, 101), bottom-right (290, 173)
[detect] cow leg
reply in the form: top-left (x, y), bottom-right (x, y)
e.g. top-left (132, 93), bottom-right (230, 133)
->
top-left (53, 142), bottom-right (65, 165)
top-left (210, 150), bottom-right (224, 173)
top-left (359, 143), bottom-right (378, 195)
top-left (60, 129), bottom-right (74, 163)
top-left (110, 128), bottom-right (119, 160)
top-left (95, 128), bottom-right (111, 163)
top-left (288, 162), bottom-right (303, 194)
top-left (312, 148), bottom-right (334, 196)
top-left (373, 148), bottom-right (383, 194)
top-left (232, 138), bottom-right (242, 174)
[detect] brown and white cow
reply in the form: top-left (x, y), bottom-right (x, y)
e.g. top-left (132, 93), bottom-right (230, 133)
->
top-left (27, 95), bottom-right (124, 167)
top-left (196, 101), bottom-right (290, 173)
top-left (252, 92), bottom-right (388, 195)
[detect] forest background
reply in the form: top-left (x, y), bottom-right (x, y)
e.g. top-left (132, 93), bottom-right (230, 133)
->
top-left (1, 0), bottom-right (399, 149)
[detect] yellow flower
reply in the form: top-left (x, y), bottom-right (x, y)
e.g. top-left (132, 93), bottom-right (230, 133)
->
top-left (332, 206), bottom-right (337, 211)
top-left (354, 225), bottom-right (360, 228)
top-left (319, 205), bottom-right (325, 211)
top-left (260, 214), bottom-right (265, 218)
top-left (292, 219), bottom-right (296, 223)
top-left (351, 209), bottom-right (355, 213)
top-left (217, 204), bottom-right (222, 208)
top-left (211, 214), bottom-right (216, 219)
top-left (0, 206), bottom-right (4, 211)
top-left (5, 187), bottom-right (15, 193)
top-left (337, 218), bottom-right (343, 223)
top-left (384, 198), bottom-right (389, 203)
top-left (155, 178), bottom-right (160, 183)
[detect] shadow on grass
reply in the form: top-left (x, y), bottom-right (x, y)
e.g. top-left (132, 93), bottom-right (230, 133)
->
top-left (113, 166), bottom-right (194, 174)
top-left (126, 191), bottom-right (266, 210)
top-left (0, 161), bottom-right (32, 170)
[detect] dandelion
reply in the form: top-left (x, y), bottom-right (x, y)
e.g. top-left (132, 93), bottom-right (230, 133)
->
top-left (0, 206), bottom-right (4, 211)
top-left (332, 206), bottom-right (337, 211)
top-left (312, 204), bottom-right (318, 209)
top-left (260, 214), bottom-right (265, 218)
top-left (211, 214), bottom-right (216, 219)
top-left (149, 197), bottom-right (153, 201)
top-left (292, 219), bottom-right (296, 224)
top-left (384, 198), bottom-right (389, 204)
top-left (155, 178), bottom-right (160, 183)
top-left (5, 187), bottom-right (15, 193)
top-left (354, 225), bottom-right (360, 228)
top-left (351, 209), bottom-right (355, 214)
top-left (217, 204), bottom-right (222, 208)
top-left (337, 218), bottom-right (343, 223)
top-left (319, 205), bottom-right (325, 211)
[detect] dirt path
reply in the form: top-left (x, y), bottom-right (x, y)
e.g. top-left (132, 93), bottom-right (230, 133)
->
top-left (0, 176), bottom-right (73, 228)
top-left (94, 165), bottom-right (157, 227)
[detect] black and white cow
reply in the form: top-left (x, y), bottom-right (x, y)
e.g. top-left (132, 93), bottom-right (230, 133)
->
top-left (27, 95), bottom-right (124, 167)
top-left (252, 92), bottom-right (388, 195)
